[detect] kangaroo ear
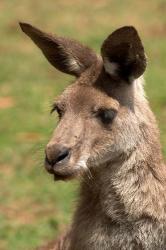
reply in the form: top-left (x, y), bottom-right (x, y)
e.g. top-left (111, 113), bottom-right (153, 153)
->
top-left (101, 26), bottom-right (147, 82)
top-left (19, 23), bottom-right (97, 77)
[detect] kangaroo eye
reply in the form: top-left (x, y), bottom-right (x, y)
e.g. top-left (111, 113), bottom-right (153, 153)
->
top-left (97, 108), bottom-right (117, 125)
top-left (51, 105), bottom-right (63, 118)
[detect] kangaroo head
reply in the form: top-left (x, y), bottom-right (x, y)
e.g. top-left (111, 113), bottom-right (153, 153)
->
top-left (20, 23), bottom-right (147, 180)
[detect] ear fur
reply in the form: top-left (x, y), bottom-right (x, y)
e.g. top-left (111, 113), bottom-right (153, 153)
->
top-left (19, 22), bottom-right (97, 77)
top-left (101, 26), bottom-right (147, 82)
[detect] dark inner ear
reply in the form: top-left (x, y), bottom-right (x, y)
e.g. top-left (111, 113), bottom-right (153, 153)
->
top-left (101, 26), bottom-right (147, 81)
top-left (19, 22), bottom-right (97, 77)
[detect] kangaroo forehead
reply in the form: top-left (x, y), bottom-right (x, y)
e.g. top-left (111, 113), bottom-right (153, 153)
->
top-left (57, 83), bottom-right (119, 110)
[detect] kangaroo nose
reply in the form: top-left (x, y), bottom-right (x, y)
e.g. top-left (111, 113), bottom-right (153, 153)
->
top-left (45, 144), bottom-right (70, 167)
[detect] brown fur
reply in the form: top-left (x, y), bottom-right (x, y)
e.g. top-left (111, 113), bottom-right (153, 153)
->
top-left (20, 23), bottom-right (166, 250)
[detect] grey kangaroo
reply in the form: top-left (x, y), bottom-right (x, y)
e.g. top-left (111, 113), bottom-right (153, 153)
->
top-left (20, 23), bottom-right (166, 250)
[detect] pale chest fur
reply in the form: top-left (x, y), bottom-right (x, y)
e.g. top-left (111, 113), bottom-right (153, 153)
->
top-left (68, 163), bottom-right (166, 250)
top-left (69, 199), bottom-right (166, 250)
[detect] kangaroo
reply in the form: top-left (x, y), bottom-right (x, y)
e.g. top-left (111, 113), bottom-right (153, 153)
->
top-left (20, 23), bottom-right (166, 250)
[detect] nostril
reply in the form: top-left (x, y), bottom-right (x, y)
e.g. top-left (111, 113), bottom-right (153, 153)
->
top-left (45, 147), bottom-right (70, 167)
top-left (56, 149), bottom-right (69, 163)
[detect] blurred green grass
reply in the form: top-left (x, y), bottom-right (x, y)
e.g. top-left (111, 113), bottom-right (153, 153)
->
top-left (0, 0), bottom-right (166, 249)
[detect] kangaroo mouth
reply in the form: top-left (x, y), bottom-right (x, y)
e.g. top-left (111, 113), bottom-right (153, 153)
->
top-left (53, 171), bottom-right (75, 181)
top-left (45, 159), bottom-right (77, 181)
top-left (53, 167), bottom-right (78, 181)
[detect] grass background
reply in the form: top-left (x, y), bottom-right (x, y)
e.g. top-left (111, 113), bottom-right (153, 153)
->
top-left (0, 0), bottom-right (166, 249)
